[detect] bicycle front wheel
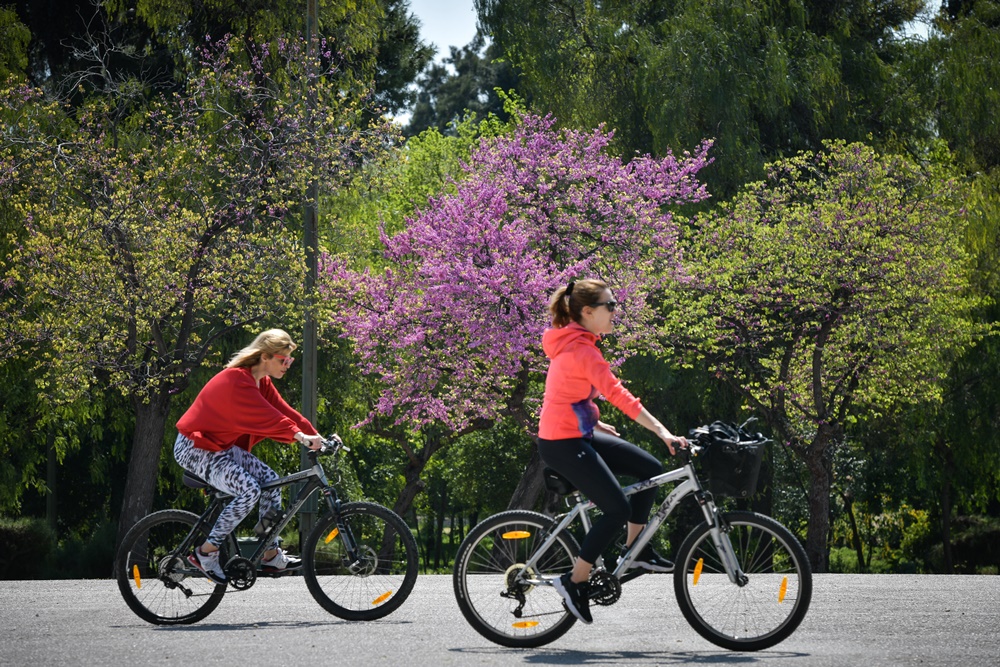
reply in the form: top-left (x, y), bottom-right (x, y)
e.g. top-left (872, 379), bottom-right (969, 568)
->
top-left (115, 509), bottom-right (227, 625)
top-left (674, 510), bottom-right (812, 651)
top-left (303, 502), bottom-right (418, 620)
top-left (453, 510), bottom-right (580, 648)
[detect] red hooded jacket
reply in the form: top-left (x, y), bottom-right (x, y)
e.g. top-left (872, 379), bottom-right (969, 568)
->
top-left (176, 367), bottom-right (318, 453)
top-left (538, 322), bottom-right (643, 440)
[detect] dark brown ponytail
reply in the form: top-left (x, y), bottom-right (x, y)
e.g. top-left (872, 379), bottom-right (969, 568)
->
top-left (548, 278), bottom-right (608, 327)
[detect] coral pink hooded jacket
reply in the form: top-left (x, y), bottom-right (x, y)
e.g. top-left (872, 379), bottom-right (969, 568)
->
top-left (538, 322), bottom-right (643, 440)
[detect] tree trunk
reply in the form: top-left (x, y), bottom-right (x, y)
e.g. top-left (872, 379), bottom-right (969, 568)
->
top-left (841, 490), bottom-right (866, 573)
top-left (941, 474), bottom-right (953, 574)
top-left (506, 442), bottom-right (547, 512)
top-left (46, 430), bottom-right (57, 534)
top-left (801, 434), bottom-right (833, 573)
top-left (805, 444), bottom-right (832, 573)
top-left (116, 391), bottom-right (172, 547)
top-left (392, 460), bottom-right (426, 523)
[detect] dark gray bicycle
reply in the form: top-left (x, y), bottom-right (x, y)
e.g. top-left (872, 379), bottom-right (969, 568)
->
top-left (116, 436), bottom-right (418, 624)
top-left (453, 419), bottom-right (812, 650)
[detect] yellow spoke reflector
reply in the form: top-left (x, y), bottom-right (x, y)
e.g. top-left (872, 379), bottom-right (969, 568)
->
top-left (693, 558), bottom-right (704, 586)
top-left (502, 531), bottom-right (531, 540)
top-left (372, 591), bottom-right (393, 606)
top-left (132, 564), bottom-right (141, 589)
top-left (512, 621), bottom-right (540, 629)
top-left (779, 576), bottom-right (788, 603)
top-left (324, 527), bottom-right (340, 544)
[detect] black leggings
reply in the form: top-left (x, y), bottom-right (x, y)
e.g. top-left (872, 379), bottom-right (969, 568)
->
top-left (538, 432), bottom-right (663, 564)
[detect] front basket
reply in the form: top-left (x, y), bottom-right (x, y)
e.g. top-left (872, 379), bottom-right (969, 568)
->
top-left (702, 440), bottom-right (766, 499)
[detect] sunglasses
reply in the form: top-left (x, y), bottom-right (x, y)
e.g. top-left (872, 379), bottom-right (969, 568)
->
top-left (591, 300), bottom-right (618, 312)
top-left (273, 353), bottom-right (295, 369)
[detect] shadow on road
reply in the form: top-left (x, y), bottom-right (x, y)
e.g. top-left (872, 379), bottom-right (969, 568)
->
top-left (449, 647), bottom-right (809, 665)
top-left (109, 618), bottom-right (415, 631)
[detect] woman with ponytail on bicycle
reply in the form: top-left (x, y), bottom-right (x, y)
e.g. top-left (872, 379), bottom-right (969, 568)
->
top-left (174, 328), bottom-right (325, 584)
top-left (539, 279), bottom-right (688, 624)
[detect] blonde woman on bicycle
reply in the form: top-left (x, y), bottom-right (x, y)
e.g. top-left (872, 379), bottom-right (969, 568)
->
top-left (538, 279), bottom-right (688, 624)
top-left (174, 328), bottom-right (325, 584)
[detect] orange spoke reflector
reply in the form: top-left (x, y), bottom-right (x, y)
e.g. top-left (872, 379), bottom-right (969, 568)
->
top-left (372, 591), bottom-right (393, 606)
top-left (693, 558), bottom-right (704, 586)
top-left (132, 564), bottom-right (141, 589)
top-left (502, 531), bottom-right (531, 540)
top-left (779, 576), bottom-right (788, 603)
top-left (512, 621), bottom-right (540, 629)
top-left (324, 528), bottom-right (340, 544)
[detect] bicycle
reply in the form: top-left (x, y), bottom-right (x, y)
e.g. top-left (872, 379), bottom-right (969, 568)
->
top-left (115, 435), bottom-right (419, 625)
top-left (453, 419), bottom-right (812, 650)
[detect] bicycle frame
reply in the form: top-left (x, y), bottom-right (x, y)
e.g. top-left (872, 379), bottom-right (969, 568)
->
top-left (517, 457), bottom-right (748, 587)
top-left (179, 448), bottom-right (363, 571)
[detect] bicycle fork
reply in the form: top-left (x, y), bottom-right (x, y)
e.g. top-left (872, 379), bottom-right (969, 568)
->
top-left (706, 510), bottom-right (749, 587)
top-left (317, 487), bottom-right (369, 573)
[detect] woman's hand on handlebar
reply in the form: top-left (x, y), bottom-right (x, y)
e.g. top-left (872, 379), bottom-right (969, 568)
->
top-left (657, 429), bottom-right (689, 456)
top-left (295, 432), bottom-right (325, 450)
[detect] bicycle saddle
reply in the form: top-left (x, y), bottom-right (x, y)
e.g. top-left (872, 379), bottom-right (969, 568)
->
top-left (182, 470), bottom-right (211, 489)
top-left (543, 467), bottom-right (577, 496)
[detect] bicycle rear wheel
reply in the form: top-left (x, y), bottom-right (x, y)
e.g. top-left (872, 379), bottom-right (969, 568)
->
top-left (453, 510), bottom-right (580, 648)
top-left (674, 510), bottom-right (812, 651)
top-left (303, 502), bottom-right (418, 620)
top-left (115, 509), bottom-right (227, 625)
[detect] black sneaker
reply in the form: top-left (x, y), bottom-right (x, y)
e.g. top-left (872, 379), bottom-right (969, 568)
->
top-left (628, 544), bottom-right (674, 573)
top-left (552, 572), bottom-right (593, 624)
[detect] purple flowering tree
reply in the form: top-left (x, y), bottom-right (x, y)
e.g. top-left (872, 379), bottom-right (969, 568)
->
top-left (326, 113), bottom-right (711, 515)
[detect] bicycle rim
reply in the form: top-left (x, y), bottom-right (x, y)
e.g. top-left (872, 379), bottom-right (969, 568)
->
top-left (453, 510), bottom-right (579, 648)
top-left (115, 510), bottom-right (226, 625)
top-left (674, 511), bottom-right (812, 651)
top-left (303, 502), bottom-right (418, 621)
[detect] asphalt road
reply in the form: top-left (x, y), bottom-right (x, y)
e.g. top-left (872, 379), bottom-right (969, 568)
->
top-left (1, 574), bottom-right (997, 666)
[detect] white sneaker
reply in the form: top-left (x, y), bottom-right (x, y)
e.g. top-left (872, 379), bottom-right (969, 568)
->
top-left (188, 548), bottom-right (227, 584)
top-left (261, 548), bottom-right (302, 572)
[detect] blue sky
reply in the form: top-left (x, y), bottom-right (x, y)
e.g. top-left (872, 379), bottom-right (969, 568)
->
top-left (408, 0), bottom-right (480, 60)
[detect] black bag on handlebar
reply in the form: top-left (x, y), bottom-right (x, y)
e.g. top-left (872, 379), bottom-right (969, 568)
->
top-left (699, 421), bottom-right (766, 499)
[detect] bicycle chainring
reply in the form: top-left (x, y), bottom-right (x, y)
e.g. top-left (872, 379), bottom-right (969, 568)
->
top-left (588, 569), bottom-right (622, 606)
top-left (225, 556), bottom-right (257, 590)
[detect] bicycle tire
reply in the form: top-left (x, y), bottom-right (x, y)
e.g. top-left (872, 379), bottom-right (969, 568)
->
top-left (302, 502), bottom-right (418, 621)
top-left (673, 510), bottom-right (812, 651)
top-left (115, 509), bottom-right (227, 625)
top-left (453, 510), bottom-right (580, 648)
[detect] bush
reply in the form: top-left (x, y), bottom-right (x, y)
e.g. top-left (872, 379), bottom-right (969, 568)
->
top-left (0, 517), bottom-right (57, 580)
top-left (42, 521), bottom-right (117, 579)
top-left (928, 516), bottom-right (1000, 574)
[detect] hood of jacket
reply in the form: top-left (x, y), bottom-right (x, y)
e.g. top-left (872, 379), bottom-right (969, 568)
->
top-left (542, 322), bottom-right (598, 359)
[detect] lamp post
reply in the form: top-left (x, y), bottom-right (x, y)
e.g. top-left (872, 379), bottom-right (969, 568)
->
top-left (300, 0), bottom-right (320, 541)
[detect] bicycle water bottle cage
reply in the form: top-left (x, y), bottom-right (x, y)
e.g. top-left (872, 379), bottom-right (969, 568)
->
top-left (543, 467), bottom-right (577, 496)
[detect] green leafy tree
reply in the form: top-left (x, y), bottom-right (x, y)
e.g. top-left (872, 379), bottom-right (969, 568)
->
top-left (477, 0), bottom-right (929, 197)
top-left (0, 36), bottom-right (393, 542)
top-left (673, 140), bottom-right (986, 571)
top-left (405, 32), bottom-right (518, 136)
top-left (0, 6), bottom-right (30, 81)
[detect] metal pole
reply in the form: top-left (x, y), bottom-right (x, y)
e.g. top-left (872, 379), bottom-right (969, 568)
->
top-left (300, 0), bottom-right (320, 542)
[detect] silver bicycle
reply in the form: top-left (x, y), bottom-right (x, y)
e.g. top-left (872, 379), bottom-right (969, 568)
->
top-left (453, 420), bottom-right (812, 650)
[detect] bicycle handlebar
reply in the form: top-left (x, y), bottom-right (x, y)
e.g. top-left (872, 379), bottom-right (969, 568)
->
top-left (309, 433), bottom-right (350, 458)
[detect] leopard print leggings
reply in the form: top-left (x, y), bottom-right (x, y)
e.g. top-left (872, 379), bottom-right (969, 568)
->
top-left (174, 433), bottom-right (281, 549)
